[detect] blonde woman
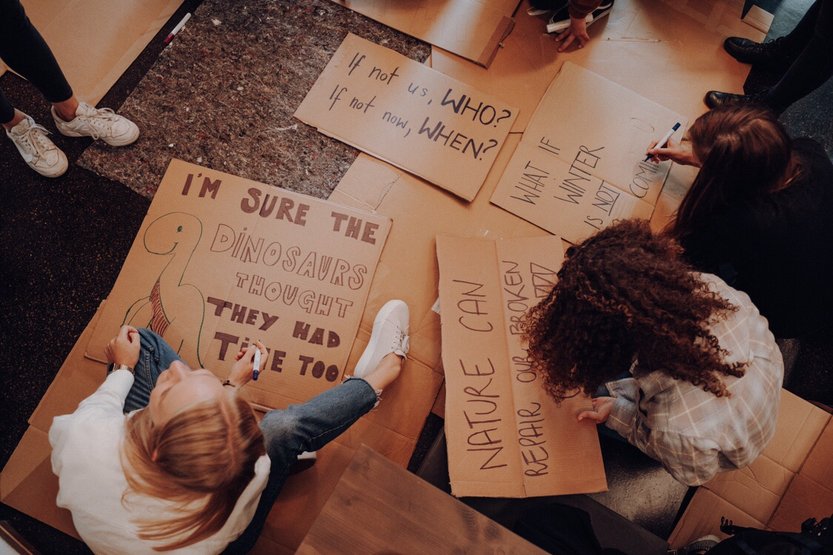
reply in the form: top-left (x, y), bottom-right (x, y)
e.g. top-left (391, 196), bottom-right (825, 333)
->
top-left (49, 300), bottom-right (410, 553)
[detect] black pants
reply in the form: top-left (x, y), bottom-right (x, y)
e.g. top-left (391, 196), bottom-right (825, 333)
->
top-left (0, 0), bottom-right (73, 124)
top-left (766, 0), bottom-right (833, 112)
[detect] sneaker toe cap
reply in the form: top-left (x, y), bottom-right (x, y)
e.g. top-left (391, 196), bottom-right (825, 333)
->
top-left (106, 118), bottom-right (140, 146)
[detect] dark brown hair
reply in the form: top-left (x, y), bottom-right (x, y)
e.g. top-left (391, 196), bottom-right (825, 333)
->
top-left (669, 104), bottom-right (794, 240)
top-left (523, 220), bottom-right (745, 402)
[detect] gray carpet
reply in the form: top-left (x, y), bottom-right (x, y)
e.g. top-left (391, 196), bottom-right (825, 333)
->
top-left (76, 0), bottom-right (429, 198)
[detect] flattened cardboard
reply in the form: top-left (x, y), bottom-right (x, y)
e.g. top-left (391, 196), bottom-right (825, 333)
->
top-left (329, 135), bottom-right (551, 378)
top-left (8, 0), bottom-right (184, 104)
top-left (436, 235), bottom-right (606, 497)
top-left (491, 62), bottom-right (685, 243)
top-left (85, 159), bottom-right (391, 409)
top-left (431, 0), bottom-right (766, 133)
top-left (669, 390), bottom-right (833, 548)
top-left (298, 445), bottom-right (546, 554)
top-left (294, 33), bottom-right (518, 201)
top-left (3, 303), bottom-right (432, 554)
top-left (329, 0), bottom-right (519, 67)
top-left (491, 140), bottom-right (656, 243)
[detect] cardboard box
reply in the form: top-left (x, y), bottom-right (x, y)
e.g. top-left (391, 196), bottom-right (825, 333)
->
top-left (669, 390), bottom-right (833, 548)
top-left (295, 33), bottom-right (518, 201)
top-left (85, 158), bottom-right (391, 410)
top-left (436, 235), bottom-right (606, 497)
top-left (329, 0), bottom-right (519, 68)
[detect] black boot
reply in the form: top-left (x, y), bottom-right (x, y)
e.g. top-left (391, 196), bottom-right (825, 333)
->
top-left (703, 90), bottom-right (772, 110)
top-left (723, 36), bottom-right (795, 71)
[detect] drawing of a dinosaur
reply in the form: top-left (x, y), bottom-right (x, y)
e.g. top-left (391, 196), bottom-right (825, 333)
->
top-left (123, 211), bottom-right (206, 367)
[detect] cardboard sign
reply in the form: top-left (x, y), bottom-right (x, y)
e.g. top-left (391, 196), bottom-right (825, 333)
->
top-left (329, 0), bottom-right (518, 67)
top-left (436, 234), bottom-right (606, 498)
top-left (86, 159), bottom-right (390, 407)
top-left (491, 62), bottom-right (687, 244)
top-left (295, 33), bottom-right (518, 202)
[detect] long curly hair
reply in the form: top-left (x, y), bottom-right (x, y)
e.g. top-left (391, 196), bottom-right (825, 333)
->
top-left (523, 220), bottom-right (746, 402)
top-left (121, 392), bottom-right (265, 551)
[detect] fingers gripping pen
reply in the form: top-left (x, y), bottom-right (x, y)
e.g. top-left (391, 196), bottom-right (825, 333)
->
top-left (252, 347), bottom-right (262, 381)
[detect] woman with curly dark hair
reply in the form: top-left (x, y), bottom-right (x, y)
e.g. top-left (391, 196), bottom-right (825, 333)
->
top-left (523, 220), bottom-right (784, 486)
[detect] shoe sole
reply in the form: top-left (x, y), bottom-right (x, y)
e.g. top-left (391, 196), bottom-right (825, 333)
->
top-left (56, 126), bottom-right (140, 147)
top-left (353, 300), bottom-right (408, 378)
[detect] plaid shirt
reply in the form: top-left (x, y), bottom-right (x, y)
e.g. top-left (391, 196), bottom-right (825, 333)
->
top-left (605, 273), bottom-right (784, 486)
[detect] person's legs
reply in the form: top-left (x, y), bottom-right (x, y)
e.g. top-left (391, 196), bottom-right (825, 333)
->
top-left (122, 328), bottom-right (184, 412)
top-left (765, 0), bottom-right (833, 112)
top-left (0, 0), bottom-right (73, 107)
top-left (779, 0), bottom-right (822, 53)
top-left (225, 300), bottom-right (408, 553)
top-left (224, 377), bottom-right (381, 554)
top-left (0, 91), bottom-right (17, 127)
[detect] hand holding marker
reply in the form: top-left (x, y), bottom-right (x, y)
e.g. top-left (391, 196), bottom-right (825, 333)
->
top-left (644, 122), bottom-right (681, 162)
top-left (252, 342), bottom-right (262, 381)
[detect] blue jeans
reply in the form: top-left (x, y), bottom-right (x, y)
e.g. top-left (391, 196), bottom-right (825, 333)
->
top-left (122, 329), bottom-right (378, 554)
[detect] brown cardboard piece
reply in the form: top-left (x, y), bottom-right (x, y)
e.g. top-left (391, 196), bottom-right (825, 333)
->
top-left (1, 306), bottom-right (431, 554)
top-left (329, 0), bottom-right (519, 68)
top-left (298, 445), bottom-right (547, 553)
top-left (491, 62), bottom-right (685, 244)
top-left (436, 235), bottom-right (606, 497)
top-left (1, 159), bottom-right (442, 552)
top-left (431, 0), bottom-right (766, 134)
top-left (84, 158), bottom-right (391, 410)
top-left (294, 33), bottom-right (518, 201)
top-left (329, 134), bottom-right (552, 377)
top-left (1, 0), bottom-right (184, 104)
top-left (669, 390), bottom-right (833, 547)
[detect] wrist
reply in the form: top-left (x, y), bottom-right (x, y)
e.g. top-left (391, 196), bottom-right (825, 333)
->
top-left (114, 363), bottom-right (134, 374)
top-left (222, 378), bottom-right (241, 389)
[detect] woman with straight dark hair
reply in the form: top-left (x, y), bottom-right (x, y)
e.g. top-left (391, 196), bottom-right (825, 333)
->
top-left (647, 104), bottom-right (833, 338)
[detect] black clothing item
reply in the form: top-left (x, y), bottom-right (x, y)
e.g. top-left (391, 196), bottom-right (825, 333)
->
top-left (0, 0), bottom-right (73, 123)
top-left (765, 0), bottom-right (833, 112)
top-left (706, 515), bottom-right (833, 554)
top-left (680, 138), bottom-right (833, 339)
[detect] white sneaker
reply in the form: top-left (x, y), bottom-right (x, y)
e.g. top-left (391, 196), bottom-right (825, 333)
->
top-left (353, 300), bottom-right (410, 378)
top-left (5, 115), bottom-right (68, 178)
top-left (52, 102), bottom-right (139, 146)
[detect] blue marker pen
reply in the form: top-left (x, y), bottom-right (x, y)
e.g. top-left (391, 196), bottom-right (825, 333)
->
top-left (645, 122), bottom-right (682, 162)
top-left (252, 345), bottom-right (262, 381)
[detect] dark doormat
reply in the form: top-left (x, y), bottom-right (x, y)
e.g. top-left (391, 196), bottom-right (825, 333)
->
top-left (77, 0), bottom-right (429, 199)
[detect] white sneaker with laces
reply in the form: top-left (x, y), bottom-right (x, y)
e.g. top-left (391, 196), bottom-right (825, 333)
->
top-left (353, 300), bottom-right (410, 378)
top-left (6, 115), bottom-right (68, 178)
top-left (52, 102), bottom-right (139, 146)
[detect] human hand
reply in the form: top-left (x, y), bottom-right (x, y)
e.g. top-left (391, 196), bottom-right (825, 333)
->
top-left (227, 340), bottom-right (267, 388)
top-left (646, 138), bottom-right (701, 167)
top-left (556, 16), bottom-right (591, 52)
top-left (577, 396), bottom-right (614, 424)
top-left (104, 325), bottom-right (140, 368)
